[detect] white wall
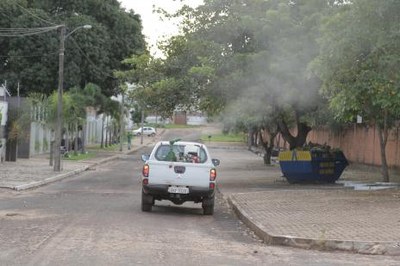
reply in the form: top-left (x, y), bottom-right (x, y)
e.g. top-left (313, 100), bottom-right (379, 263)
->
top-left (0, 101), bottom-right (8, 126)
top-left (187, 115), bottom-right (207, 125)
top-left (29, 122), bottom-right (52, 156)
top-left (0, 96), bottom-right (8, 162)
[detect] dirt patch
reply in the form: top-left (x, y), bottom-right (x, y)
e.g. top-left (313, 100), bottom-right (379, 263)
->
top-left (0, 210), bottom-right (53, 220)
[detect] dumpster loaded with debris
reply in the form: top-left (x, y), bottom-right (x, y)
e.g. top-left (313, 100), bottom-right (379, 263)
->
top-left (278, 147), bottom-right (348, 184)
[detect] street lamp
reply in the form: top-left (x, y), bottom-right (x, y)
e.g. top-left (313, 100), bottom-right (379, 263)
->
top-left (54, 24), bottom-right (92, 172)
top-left (66, 25), bottom-right (92, 38)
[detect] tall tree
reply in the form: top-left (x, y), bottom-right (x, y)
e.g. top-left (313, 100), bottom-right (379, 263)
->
top-left (312, 0), bottom-right (400, 182)
top-left (115, 53), bottom-right (177, 119)
top-left (0, 1), bottom-right (59, 95)
top-left (164, 0), bottom-right (335, 148)
top-left (0, 0), bottom-right (145, 97)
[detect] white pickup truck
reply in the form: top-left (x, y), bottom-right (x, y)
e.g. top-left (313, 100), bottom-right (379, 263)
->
top-left (140, 140), bottom-right (220, 215)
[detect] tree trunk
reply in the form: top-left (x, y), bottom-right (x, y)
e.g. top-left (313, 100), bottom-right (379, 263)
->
top-left (49, 129), bottom-right (55, 166)
top-left (377, 117), bottom-right (390, 182)
top-left (261, 140), bottom-right (272, 165)
top-left (49, 141), bottom-right (54, 166)
top-left (295, 122), bottom-right (312, 148)
top-left (74, 122), bottom-right (79, 156)
top-left (101, 115), bottom-right (105, 148)
top-left (105, 117), bottom-right (109, 148)
top-left (119, 94), bottom-right (124, 152)
top-left (247, 127), bottom-right (254, 150)
top-left (108, 124), bottom-right (112, 146)
top-left (82, 122), bottom-right (86, 154)
top-left (260, 130), bottom-right (277, 165)
top-left (277, 111), bottom-right (311, 150)
top-left (5, 139), bottom-right (17, 162)
top-left (254, 129), bottom-right (259, 147)
top-left (65, 127), bottom-right (70, 152)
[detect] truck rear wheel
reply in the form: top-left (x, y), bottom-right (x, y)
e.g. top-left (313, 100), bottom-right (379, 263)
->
top-left (141, 191), bottom-right (153, 212)
top-left (202, 196), bottom-right (215, 215)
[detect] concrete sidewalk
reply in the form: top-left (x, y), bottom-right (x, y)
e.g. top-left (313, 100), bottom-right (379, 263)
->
top-left (1, 135), bottom-right (400, 256)
top-left (0, 135), bottom-right (158, 191)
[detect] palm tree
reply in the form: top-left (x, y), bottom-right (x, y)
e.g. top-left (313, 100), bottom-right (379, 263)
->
top-left (67, 87), bottom-right (87, 155)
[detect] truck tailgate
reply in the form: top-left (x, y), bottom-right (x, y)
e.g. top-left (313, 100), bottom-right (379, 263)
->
top-left (148, 161), bottom-right (211, 187)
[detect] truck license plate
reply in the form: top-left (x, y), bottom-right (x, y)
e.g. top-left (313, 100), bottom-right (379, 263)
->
top-left (168, 186), bottom-right (189, 194)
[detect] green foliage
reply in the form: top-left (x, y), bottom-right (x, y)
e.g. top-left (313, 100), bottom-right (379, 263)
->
top-left (63, 151), bottom-right (95, 161)
top-left (6, 97), bottom-right (32, 142)
top-left (117, 54), bottom-right (165, 116)
top-left (152, 0), bottom-right (336, 148)
top-left (67, 87), bottom-right (87, 123)
top-left (28, 92), bottom-right (50, 123)
top-left (0, 0), bottom-right (146, 97)
top-left (87, 143), bottom-right (119, 151)
top-left (47, 91), bottom-right (73, 124)
top-left (164, 124), bottom-right (199, 129)
top-left (314, 0), bottom-right (400, 129)
top-left (311, 0), bottom-right (400, 181)
top-left (129, 102), bottom-right (145, 126)
top-left (201, 133), bottom-right (245, 143)
top-left (113, 0), bottom-right (398, 155)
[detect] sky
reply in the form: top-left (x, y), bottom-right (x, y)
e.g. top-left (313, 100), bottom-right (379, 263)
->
top-left (119, 0), bottom-right (203, 57)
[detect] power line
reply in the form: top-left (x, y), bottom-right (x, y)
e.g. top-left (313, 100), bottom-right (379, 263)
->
top-left (15, 3), bottom-right (57, 26)
top-left (0, 25), bottom-right (61, 37)
top-left (0, 52), bottom-right (58, 58)
top-left (0, 26), bottom-right (58, 31)
top-left (70, 37), bottom-right (116, 80)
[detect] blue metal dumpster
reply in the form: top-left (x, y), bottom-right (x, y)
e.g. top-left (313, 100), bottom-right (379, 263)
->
top-left (278, 149), bottom-right (348, 183)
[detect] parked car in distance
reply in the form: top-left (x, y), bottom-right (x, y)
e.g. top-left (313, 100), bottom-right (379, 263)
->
top-left (132, 127), bottom-right (156, 137)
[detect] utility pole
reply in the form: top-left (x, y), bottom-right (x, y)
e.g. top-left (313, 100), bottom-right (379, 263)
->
top-left (54, 25), bottom-right (65, 172)
top-left (53, 24), bottom-right (91, 171)
top-left (140, 109), bottom-right (144, 145)
top-left (119, 93), bottom-right (125, 152)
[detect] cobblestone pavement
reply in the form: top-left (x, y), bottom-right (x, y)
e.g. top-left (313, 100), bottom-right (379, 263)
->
top-left (231, 189), bottom-right (400, 242)
top-left (1, 130), bottom-right (400, 256)
top-left (210, 144), bottom-right (400, 256)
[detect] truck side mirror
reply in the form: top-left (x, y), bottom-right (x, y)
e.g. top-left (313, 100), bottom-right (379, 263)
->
top-left (212, 159), bottom-right (220, 166)
top-left (141, 154), bottom-right (150, 162)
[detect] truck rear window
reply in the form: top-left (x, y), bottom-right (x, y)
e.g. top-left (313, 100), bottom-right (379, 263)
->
top-left (154, 144), bottom-right (208, 163)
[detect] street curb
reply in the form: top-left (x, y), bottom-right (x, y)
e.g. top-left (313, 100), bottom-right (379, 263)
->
top-left (13, 165), bottom-right (90, 191)
top-left (12, 144), bottom-right (151, 191)
top-left (227, 194), bottom-right (400, 256)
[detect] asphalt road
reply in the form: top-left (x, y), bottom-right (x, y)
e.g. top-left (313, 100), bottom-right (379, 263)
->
top-left (0, 128), bottom-right (398, 265)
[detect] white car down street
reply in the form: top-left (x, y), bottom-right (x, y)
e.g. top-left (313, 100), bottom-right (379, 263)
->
top-left (132, 127), bottom-right (156, 136)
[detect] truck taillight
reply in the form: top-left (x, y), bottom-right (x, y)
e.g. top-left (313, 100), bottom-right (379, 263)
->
top-left (210, 168), bottom-right (217, 181)
top-left (209, 182), bottom-right (215, 189)
top-left (143, 164), bottom-right (149, 177)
